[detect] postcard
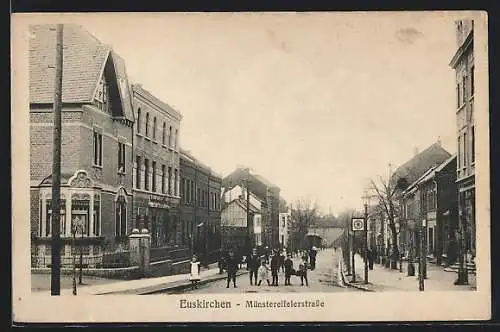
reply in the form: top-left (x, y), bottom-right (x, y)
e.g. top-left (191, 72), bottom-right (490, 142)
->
top-left (11, 11), bottom-right (490, 323)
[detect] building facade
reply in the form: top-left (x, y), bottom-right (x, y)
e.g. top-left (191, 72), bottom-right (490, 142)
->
top-left (29, 24), bottom-right (135, 265)
top-left (131, 84), bottom-right (182, 248)
top-left (179, 149), bottom-right (222, 264)
top-left (450, 19), bottom-right (476, 263)
top-left (278, 212), bottom-right (291, 248)
top-left (222, 167), bottom-right (281, 248)
top-left (220, 197), bottom-right (259, 253)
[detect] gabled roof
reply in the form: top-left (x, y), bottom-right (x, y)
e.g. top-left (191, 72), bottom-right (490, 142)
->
top-left (30, 24), bottom-right (109, 104)
top-left (225, 198), bottom-right (260, 214)
top-left (403, 154), bottom-right (457, 194)
top-left (391, 143), bottom-right (452, 189)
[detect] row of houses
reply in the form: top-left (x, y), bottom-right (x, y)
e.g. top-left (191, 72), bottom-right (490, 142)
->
top-left (29, 24), bottom-right (225, 267)
top-left (219, 167), bottom-right (282, 254)
top-left (368, 19), bottom-right (476, 275)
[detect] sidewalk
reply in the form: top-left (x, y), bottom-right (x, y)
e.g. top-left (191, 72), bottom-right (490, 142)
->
top-left (346, 253), bottom-right (477, 292)
top-left (33, 262), bottom-right (248, 296)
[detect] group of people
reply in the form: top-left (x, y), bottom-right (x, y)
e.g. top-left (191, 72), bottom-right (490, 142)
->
top-left (190, 246), bottom-right (320, 290)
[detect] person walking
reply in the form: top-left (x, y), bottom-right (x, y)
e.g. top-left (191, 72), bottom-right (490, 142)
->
top-left (257, 260), bottom-right (271, 286)
top-left (309, 247), bottom-right (317, 271)
top-left (247, 248), bottom-right (260, 286)
top-left (270, 250), bottom-right (280, 286)
top-left (189, 255), bottom-right (201, 290)
top-left (299, 256), bottom-right (309, 286)
top-left (284, 253), bottom-right (294, 286)
top-left (279, 250), bottom-right (286, 273)
top-left (226, 250), bottom-right (239, 288)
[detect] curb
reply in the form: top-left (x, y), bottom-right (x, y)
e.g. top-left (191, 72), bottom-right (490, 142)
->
top-left (338, 258), bottom-right (374, 292)
top-left (124, 270), bottom-right (250, 295)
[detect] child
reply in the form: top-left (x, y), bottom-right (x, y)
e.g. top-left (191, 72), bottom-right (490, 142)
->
top-left (257, 260), bottom-right (271, 286)
top-left (190, 255), bottom-right (201, 290)
top-left (299, 257), bottom-right (309, 286)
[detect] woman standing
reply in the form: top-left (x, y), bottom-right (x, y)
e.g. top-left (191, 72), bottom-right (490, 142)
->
top-left (190, 255), bottom-right (201, 290)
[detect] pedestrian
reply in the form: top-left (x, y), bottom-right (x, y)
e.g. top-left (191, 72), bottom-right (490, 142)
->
top-left (226, 250), bottom-right (239, 288)
top-left (257, 260), bottom-right (271, 286)
top-left (218, 251), bottom-right (226, 274)
top-left (189, 255), bottom-right (201, 290)
top-left (247, 248), bottom-right (259, 286)
top-left (279, 250), bottom-right (286, 273)
top-left (309, 247), bottom-right (317, 270)
top-left (284, 253), bottom-right (294, 286)
top-left (270, 250), bottom-right (280, 286)
top-left (298, 256), bottom-right (309, 286)
top-left (368, 248), bottom-right (374, 270)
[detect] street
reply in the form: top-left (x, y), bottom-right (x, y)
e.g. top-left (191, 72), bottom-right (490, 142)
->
top-left (31, 273), bottom-right (121, 292)
top-left (172, 248), bottom-right (357, 294)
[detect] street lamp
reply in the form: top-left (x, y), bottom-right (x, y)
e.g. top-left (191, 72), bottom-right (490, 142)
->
top-left (362, 192), bottom-right (370, 284)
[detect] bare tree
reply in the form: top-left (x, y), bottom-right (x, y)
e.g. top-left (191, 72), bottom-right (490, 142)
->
top-left (278, 197), bottom-right (289, 213)
top-left (289, 197), bottom-right (318, 250)
top-left (370, 175), bottom-right (400, 269)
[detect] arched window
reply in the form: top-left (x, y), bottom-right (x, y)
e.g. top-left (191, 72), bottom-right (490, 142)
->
top-left (153, 117), bottom-right (157, 140)
top-left (136, 108), bottom-right (141, 133)
top-left (162, 122), bottom-right (166, 145)
top-left (145, 113), bottom-right (150, 137)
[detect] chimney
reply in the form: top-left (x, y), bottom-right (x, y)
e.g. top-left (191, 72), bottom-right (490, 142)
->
top-left (437, 136), bottom-right (442, 146)
top-left (413, 147), bottom-right (419, 156)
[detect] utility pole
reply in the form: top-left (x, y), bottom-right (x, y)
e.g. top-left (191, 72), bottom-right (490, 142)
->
top-left (50, 24), bottom-right (64, 296)
top-left (418, 186), bottom-right (426, 291)
top-left (364, 202), bottom-right (369, 284)
top-left (351, 217), bottom-right (356, 283)
top-left (245, 172), bottom-right (252, 252)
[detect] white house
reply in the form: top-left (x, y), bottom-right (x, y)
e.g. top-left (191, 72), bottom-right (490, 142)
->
top-left (278, 212), bottom-right (291, 248)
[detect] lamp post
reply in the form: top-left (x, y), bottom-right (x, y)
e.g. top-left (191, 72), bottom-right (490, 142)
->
top-left (72, 222), bottom-right (77, 296)
top-left (79, 220), bottom-right (84, 285)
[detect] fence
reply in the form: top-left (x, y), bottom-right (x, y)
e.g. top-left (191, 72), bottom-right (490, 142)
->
top-left (150, 246), bottom-right (190, 263)
top-left (31, 250), bottom-right (132, 269)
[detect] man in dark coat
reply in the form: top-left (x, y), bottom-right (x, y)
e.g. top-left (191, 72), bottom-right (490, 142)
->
top-left (270, 250), bottom-right (280, 286)
top-left (226, 250), bottom-right (239, 288)
top-left (284, 253), bottom-right (294, 286)
top-left (247, 248), bottom-right (260, 286)
top-left (309, 247), bottom-right (317, 270)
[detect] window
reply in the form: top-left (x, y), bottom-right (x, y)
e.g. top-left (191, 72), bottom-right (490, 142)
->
top-left (152, 161), bottom-right (157, 192)
top-left (174, 169), bottom-right (178, 195)
top-left (180, 178), bottom-right (185, 203)
top-left (93, 131), bottom-right (103, 167)
top-left (45, 199), bottom-right (66, 236)
top-left (161, 165), bottom-right (166, 193)
top-left (153, 117), bottom-right (157, 140)
top-left (197, 188), bottom-right (201, 206)
top-left (136, 108), bottom-right (141, 133)
top-left (162, 122), bottom-right (166, 145)
top-left (145, 113), bottom-right (150, 137)
top-left (457, 136), bottom-right (461, 168)
top-left (168, 126), bottom-right (172, 147)
top-left (174, 129), bottom-right (178, 149)
top-left (456, 83), bottom-right (460, 108)
top-left (118, 142), bottom-right (126, 173)
top-left (190, 181), bottom-right (195, 205)
top-left (115, 197), bottom-right (127, 237)
top-left (144, 159), bottom-right (150, 191)
top-left (71, 199), bottom-right (90, 236)
top-left (471, 126), bottom-right (475, 163)
top-left (94, 77), bottom-right (109, 113)
top-left (168, 167), bottom-right (172, 195)
top-left (135, 156), bottom-right (141, 189)
top-left (462, 76), bottom-right (467, 103)
top-left (93, 196), bottom-right (100, 236)
top-left (463, 132), bottom-right (467, 167)
top-left (471, 66), bottom-right (475, 96)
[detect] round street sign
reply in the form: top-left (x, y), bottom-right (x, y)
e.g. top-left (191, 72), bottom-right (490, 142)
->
top-left (352, 218), bottom-right (365, 231)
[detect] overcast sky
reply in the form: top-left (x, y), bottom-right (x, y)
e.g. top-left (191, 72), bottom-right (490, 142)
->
top-left (68, 12), bottom-right (459, 215)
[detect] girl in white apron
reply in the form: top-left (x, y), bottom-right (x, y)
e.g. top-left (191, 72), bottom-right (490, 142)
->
top-left (190, 255), bottom-right (201, 290)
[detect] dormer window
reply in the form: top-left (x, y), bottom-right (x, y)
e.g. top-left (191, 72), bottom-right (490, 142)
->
top-left (95, 76), bottom-right (110, 113)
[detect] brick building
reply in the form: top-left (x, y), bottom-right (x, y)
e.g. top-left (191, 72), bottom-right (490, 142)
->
top-left (179, 149), bottom-right (222, 264)
top-left (222, 167), bottom-right (281, 249)
top-left (131, 84), bottom-right (182, 248)
top-left (29, 24), bottom-right (135, 265)
top-left (450, 19), bottom-right (476, 268)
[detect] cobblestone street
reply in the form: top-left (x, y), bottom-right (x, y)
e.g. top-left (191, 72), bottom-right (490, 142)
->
top-left (173, 249), bottom-right (358, 294)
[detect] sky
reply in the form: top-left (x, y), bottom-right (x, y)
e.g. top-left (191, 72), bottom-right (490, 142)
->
top-left (66, 12), bottom-right (459, 215)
